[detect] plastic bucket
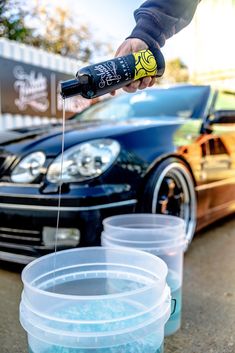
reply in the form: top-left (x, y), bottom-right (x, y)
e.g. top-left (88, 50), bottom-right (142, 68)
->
top-left (102, 214), bottom-right (186, 336)
top-left (103, 214), bottom-right (185, 237)
top-left (20, 247), bottom-right (171, 353)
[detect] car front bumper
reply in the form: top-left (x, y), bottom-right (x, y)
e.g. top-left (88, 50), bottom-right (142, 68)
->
top-left (0, 182), bottom-right (137, 264)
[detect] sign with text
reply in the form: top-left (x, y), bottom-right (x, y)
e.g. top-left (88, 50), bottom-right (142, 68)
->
top-left (0, 57), bottom-right (90, 118)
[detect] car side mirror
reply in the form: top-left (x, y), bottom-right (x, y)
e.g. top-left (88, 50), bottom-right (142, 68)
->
top-left (209, 110), bottom-right (235, 124)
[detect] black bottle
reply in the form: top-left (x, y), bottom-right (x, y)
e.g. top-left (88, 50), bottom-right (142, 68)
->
top-left (60, 48), bottom-right (165, 99)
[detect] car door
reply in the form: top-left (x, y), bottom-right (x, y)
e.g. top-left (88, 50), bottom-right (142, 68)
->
top-left (197, 90), bottom-right (235, 216)
top-left (201, 136), bottom-right (232, 181)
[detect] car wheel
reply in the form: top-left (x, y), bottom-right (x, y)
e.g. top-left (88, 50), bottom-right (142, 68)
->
top-left (140, 158), bottom-right (197, 248)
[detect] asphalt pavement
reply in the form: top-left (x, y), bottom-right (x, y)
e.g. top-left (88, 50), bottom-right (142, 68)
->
top-left (0, 215), bottom-right (235, 353)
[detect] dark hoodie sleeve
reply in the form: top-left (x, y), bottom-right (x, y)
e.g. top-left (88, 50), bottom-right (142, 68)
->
top-left (127, 0), bottom-right (200, 48)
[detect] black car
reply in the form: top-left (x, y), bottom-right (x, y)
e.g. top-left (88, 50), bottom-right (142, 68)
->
top-left (0, 85), bottom-right (235, 264)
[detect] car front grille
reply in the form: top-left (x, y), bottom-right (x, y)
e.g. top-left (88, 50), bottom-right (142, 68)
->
top-left (0, 227), bottom-right (41, 245)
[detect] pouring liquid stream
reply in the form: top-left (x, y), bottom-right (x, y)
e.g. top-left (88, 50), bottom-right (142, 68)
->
top-left (53, 99), bottom-right (66, 283)
top-left (52, 47), bottom-right (164, 286)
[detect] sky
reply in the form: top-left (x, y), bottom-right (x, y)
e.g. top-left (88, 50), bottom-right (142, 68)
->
top-left (28, 0), bottom-right (235, 77)
top-left (71, 0), bottom-right (144, 42)
top-left (33, 0), bottom-right (195, 69)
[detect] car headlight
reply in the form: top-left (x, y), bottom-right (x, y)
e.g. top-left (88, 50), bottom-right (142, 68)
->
top-left (46, 139), bottom-right (120, 183)
top-left (11, 152), bottom-right (46, 183)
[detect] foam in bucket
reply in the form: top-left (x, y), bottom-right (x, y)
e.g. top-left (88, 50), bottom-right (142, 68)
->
top-left (26, 279), bottom-right (165, 353)
top-left (28, 342), bottom-right (164, 353)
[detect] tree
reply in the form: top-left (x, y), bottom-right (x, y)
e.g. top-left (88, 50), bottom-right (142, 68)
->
top-left (161, 58), bottom-right (190, 84)
top-left (0, 0), bottom-right (33, 42)
top-left (29, 3), bottom-right (104, 62)
top-left (0, 0), bottom-right (112, 62)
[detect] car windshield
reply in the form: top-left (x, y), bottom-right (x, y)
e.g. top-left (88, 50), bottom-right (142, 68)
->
top-left (74, 86), bottom-right (209, 122)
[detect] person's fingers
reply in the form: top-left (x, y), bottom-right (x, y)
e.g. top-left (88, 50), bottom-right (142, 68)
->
top-left (131, 80), bottom-right (141, 90)
top-left (115, 45), bottom-right (124, 58)
top-left (115, 38), bottom-right (148, 58)
top-left (138, 77), bottom-right (152, 90)
top-left (115, 41), bottom-right (131, 57)
top-left (123, 86), bottom-right (138, 93)
top-left (148, 77), bottom-right (156, 87)
top-left (123, 80), bottom-right (141, 93)
top-left (112, 39), bottom-right (151, 96)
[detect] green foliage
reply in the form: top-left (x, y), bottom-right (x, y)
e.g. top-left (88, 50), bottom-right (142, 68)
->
top-left (0, 0), bottom-right (33, 42)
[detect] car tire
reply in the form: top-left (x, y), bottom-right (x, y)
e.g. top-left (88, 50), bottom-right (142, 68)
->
top-left (140, 158), bottom-right (197, 248)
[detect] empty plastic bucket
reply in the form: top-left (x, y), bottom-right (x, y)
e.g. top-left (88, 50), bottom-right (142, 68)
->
top-left (102, 214), bottom-right (186, 336)
top-left (20, 247), bottom-right (171, 353)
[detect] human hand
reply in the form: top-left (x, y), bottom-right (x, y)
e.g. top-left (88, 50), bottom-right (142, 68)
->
top-left (111, 38), bottom-right (156, 96)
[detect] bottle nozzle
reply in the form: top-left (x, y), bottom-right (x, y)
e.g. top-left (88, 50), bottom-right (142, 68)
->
top-left (60, 79), bottom-right (82, 99)
top-left (60, 75), bottom-right (90, 99)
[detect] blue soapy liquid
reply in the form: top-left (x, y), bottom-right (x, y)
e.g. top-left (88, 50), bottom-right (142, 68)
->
top-left (165, 286), bottom-right (182, 335)
top-left (28, 276), bottom-right (165, 353)
top-left (165, 270), bottom-right (182, 336)
top-left (29, 343), bottom-right (164, 353)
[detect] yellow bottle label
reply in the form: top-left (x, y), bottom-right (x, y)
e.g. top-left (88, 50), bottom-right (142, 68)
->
top-left (133, 50), bottom-right (158, 81)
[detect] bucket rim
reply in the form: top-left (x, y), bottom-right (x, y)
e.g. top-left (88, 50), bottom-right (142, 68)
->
top-left (103, 214), bottom-right (185, 231)
top-left (101, 230), bottom-right (185, 245)
top-left (20, 284), bottom-right (170, 325)
top-left (22, 247), bottom-right (168, 301)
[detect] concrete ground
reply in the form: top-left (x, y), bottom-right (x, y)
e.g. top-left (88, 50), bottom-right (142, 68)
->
top-left (0, 215), bottom-right (235, 353)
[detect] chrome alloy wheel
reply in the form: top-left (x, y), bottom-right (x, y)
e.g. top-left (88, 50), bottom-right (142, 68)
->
top-left (151, 162), bottom-right (197, 247)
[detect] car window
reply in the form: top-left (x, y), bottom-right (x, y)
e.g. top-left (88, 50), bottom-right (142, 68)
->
top-left (214, 91), bottom-right (235, 110)
top-left (208, 138), bottom-right (228, 155)
top-left (74, 86), bottom-right (210, 122)
top-left (201, 142), bottom-right (208, 157)
top-left (75, 101), bottom-right (133, 121)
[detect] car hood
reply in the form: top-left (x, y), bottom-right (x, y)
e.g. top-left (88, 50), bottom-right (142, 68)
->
top-left (0, 117), bottom-right (183, 157)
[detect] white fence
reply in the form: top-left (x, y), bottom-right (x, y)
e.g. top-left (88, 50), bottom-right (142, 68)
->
top-left (0, 114), bottom-right (57, 131)
top-left (0, 38), bottom-right (84, 131)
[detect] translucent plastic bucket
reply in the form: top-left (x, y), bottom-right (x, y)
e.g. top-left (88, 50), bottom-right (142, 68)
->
top-left (103, 214), bottom-right (185, 238)
top-left (20, 247), bottom-right (171, 353)
top-left (102, 214), bottom-right (186, 336)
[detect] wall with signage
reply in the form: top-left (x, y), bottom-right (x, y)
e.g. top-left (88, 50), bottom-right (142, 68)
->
top-left (0, 38), bottom-right (90, 130)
